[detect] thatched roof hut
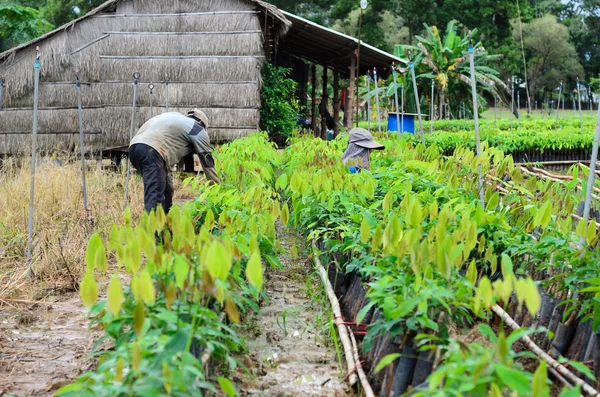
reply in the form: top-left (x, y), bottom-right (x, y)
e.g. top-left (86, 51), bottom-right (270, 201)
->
top-left (0, 0), bottom-right (403, 155)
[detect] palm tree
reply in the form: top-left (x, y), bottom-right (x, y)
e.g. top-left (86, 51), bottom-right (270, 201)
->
top-left (396, 21), bottom-right (512, 120)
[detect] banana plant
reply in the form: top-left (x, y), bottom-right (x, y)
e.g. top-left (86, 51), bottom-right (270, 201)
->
top-left (396, 20), bottom-right (512, 120)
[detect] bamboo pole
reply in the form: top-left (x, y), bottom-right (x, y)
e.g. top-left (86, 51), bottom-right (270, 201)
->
top-left (582, 99), bottom-right (600, 224)
top-left (430, 79), bottom-right (434, 134)
top-left (165, 78), bottom-right (169, 112)
top-left (311, 64), bottom-right (317, 134)
top-left (349, 56), bottom-right (356, 128)
top-left (392, 64), bottom-right (400, 139)
top-left (27, 47), bottom-right (41, 275)
top-left (578, 78), bottom-right (583, 133)
top-left (401, 85), bottom-right (405, 134)
top-left (408, 51), bottom-right (425, 145)
top-left (374, 68), bottom-right (381, 133)
top-left (149, 83), bottom-right (154, 118)
top-left (333, 71), bottom-right (341, 138)
top-left (492, 304), bottom-right (599, 397)
top-left (75, 70), bottom-right (88, 212)
top-left (321, 64), bottom-right (328, 140)
top-left (556, 82), bottom-right (562, 127)
top-left (312, 245), bottom-right (357, 387)
top-left (468, 33), bottom-right (485, 205)
top-left (348, 325), bottom-right (375, 397)
top-left (366, 72), bottom-right (371, 131)
top-left (124, 72), bottom-right (140, 210)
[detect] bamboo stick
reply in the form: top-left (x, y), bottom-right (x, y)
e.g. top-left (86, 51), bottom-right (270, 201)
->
top-left (492, 304), bottom-right (599, 396)
top-left (312, 244), bottom-right (358, 387)
top-left (348, 324), bottom-right (375, 397)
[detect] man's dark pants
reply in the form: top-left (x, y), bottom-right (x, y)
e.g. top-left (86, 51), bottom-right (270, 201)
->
top-left (129, 143), bottom-right (173, 213)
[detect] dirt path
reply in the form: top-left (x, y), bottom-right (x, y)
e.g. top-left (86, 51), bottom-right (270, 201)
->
top-left (235, 229), bottom-right (351, 397)
top-left (0, 294), bottom-right (94, 396)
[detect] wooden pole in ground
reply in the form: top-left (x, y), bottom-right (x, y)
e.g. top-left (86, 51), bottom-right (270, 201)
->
top-left (333, 71), bottom-right (341, 138)
top-left (578, 77), bottom-right (583, 133)
top-left (321, 65), bottom-right (328, 139)
top-left (582, 96), bottom-right (600, 225)
top-left (556, 82), bottom-right (562, 127)
top-left (366, 72), bottom-right (371, 131)
top-left (430, 79), bottom-right (435, 134)
top-left (27, 47), bottom-right (41, 274)
top-left (408, 51), bottom-right (425, 145)
top-left (374, 68), bottom-right (381, 133)
top-left (311, 64), bottom-right (317, 135)
top-left (348, 56), bottom-right (356, 128)
top-left (124, 72), bottom-right (140, 210)
top-left (468, 32), bottom-right (485, 205)
top-left (392, 64), bottom-right (400, 139)
top-left (75, 70), bottom-right (88, 212)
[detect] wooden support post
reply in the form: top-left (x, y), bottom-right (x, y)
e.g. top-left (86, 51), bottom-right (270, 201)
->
top-left (320, 65), bottom-right (328, 139)
top-left (333, 71), bottom-right (341, 138)
top-left (311, 64), bottom-right (317, 135)
top-left (348, 55), bottom-right (356, 129)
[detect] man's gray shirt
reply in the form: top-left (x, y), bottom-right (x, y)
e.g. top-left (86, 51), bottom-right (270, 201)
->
top-left (130, 112), bottom-right (218, 182)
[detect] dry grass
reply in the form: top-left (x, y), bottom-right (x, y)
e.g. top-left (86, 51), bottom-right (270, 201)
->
top-left (0, 157), bottom-right (194, 302)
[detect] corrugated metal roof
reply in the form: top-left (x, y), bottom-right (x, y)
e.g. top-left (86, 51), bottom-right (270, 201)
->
top-left (278, 10), bottom-right (406, 78)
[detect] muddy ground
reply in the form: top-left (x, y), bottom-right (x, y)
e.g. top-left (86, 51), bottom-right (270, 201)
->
top-left (233, 228), bottom-right (351, 397)
top-left (0, 294), bottom-right (95, 396)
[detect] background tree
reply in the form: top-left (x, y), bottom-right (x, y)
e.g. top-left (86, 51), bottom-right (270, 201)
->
top-left (0, 4), bottom-right (52, 52)
top-left (518, 14), bottom-right (584, 101)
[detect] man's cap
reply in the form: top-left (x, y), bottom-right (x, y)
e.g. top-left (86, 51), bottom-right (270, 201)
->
top-left (348, 128), bottom-right (385, 150)
top-left (187, 109), bottom-right (209, 128)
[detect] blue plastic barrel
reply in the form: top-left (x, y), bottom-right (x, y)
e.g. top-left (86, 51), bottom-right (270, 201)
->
top-left (387, 113), bottom-right (415, 134)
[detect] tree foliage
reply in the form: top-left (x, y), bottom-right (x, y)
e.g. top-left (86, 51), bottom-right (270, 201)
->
top-left (259, 63), bottom-right (299, 145)
top-left (518, 14), bottom-right (583, 98)
top-left (0, 4), bottom-right (52, 52)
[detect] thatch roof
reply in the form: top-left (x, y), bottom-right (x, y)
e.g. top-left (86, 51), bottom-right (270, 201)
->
top-left (0, 0), bottom-right (289, 63)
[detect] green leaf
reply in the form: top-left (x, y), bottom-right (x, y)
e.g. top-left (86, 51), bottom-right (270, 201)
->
top-left (281, 202), bottom-right (290, 227)
top-left (107, 273), bottom-right (123, 316)
top-left (217, 377), bottom-right (238, 397)
top-left (576, 218), bottom-right (587, 238)
top-left (276, 174), bottom-right (288, 190)
top-left (524, 277), bottom-right (541, 316)
top-left (586, 220), bottom-right (597, 245)
top-left (532, 361), bottom-right (550, 397)
top-left (495, 363), bottom-right (531, 393)
top-left (139, 269), bottom-right (156, 305)
top-left (207, 240), bottom-right (232, 282)
top-left (374, 353), bottom-right (401, 374)
top-left (383, 191), bottom-right (393, 211)
top-left (467, 259), bottom-right (477, 285)
top-left (173, 254), bottom-right (189, 290)
top-left (567, 360), bottom-right (596, 381)
top-left (540, 201), bottom-right (553, 228)
top-left (85, 233), bottom-right (102, 271)
top-left (133, 301), bottom-right (145, 336)
top-left (246, 252), bottom-right (263, 292)
top-left (79, 272), bottom-right (98, 308)
top-left (558, 386), bottom-right (581, 397)
top-left (486, 191), bottom-right (499, 210)
top-left (360, 216), bottom-right (371, 243)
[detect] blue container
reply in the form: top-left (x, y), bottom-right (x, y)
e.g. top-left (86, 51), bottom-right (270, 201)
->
top-left (387, 113), bottom-right (415, 134)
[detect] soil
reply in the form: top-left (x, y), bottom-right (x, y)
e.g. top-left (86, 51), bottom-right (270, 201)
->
top-left (233, 228), bottom-right (351, 397)
top-left (0, 294), bottom-right (95, 397)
